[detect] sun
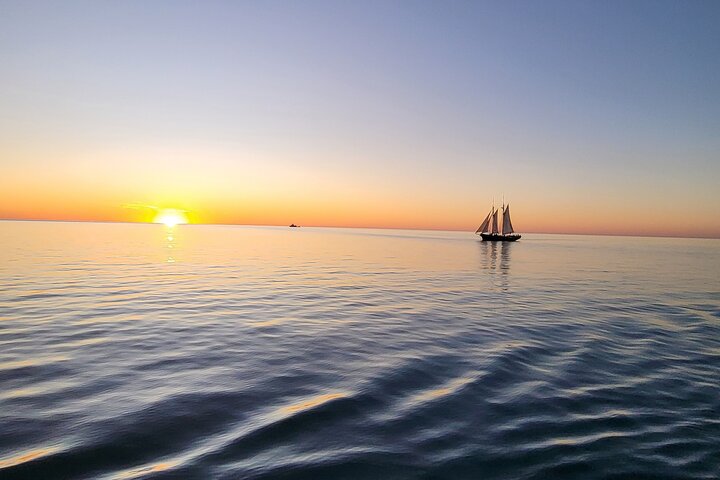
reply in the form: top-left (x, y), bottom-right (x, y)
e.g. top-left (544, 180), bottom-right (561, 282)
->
top-left (153, 209), bottom-right (189, 227)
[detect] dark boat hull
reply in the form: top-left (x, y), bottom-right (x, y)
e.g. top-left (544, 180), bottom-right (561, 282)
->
top-left (479, 233), bottom-right (521, 242)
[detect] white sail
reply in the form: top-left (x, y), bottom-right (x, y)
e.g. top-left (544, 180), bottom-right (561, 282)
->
top-left (475, 210), bottom-right (492, 233)
top-left (502, 205), bottom-right (514, 234)
top-left (491, 209), bottom-right (499, 234)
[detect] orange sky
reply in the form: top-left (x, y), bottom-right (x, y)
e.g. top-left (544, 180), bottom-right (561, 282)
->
top-left (1, 145), bottom-right (718, 238)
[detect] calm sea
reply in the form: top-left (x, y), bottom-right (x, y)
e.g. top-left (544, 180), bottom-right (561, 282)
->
top-left (1, 221), bottom-right (719, 479)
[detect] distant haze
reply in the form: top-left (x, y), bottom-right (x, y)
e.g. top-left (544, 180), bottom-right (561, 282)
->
top-left (1, 1), bottom-right (719, 238)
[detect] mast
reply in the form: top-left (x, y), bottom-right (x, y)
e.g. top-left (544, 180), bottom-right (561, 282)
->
top-left (501, 196), bottom-right (505, 235)
top-left (491, 208), bottom-right (499, 234)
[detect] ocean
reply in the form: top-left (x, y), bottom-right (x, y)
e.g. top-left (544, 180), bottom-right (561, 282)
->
top-left (1, 221), bottom-right (719, 479)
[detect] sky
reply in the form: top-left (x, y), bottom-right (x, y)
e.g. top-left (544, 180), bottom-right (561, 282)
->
top-left (1, 0), bottom-right (719, 237)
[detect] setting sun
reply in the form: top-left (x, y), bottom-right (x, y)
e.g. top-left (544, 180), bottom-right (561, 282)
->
top-left (153, 209), bottom-right (188, 227)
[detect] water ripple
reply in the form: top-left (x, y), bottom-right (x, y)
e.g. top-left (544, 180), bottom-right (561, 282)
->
top-left (1, 223), bottom-right (719, 479)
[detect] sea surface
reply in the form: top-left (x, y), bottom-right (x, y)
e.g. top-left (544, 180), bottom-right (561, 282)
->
top-left (1, 221), bottom-right (719, 479)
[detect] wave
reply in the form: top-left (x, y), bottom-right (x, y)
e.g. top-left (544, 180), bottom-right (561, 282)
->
top-left (1, 224), bottom-right (719, 479)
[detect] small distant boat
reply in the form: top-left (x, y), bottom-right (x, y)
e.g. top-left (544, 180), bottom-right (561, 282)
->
top-left (289, 224), bottom-right (300, 228)
top-left (476, 201), bottom-right (521, 241)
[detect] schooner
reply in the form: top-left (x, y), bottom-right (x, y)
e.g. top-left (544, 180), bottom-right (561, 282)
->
top-left (476, 201), bottom-right (521, 241)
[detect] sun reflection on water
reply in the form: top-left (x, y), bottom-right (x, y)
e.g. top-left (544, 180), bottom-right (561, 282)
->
top-left (165, 225), bottom-right (176, 263)
top-left (279, 392), bottom-right (347, 414)
top-left (0, 447), bottom-right (60, 469)
top-left (113, 460), bottom-right (180, 479)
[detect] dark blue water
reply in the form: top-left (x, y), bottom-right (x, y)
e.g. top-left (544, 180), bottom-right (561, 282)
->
top-left (1, 222), bottom-right (719, 479)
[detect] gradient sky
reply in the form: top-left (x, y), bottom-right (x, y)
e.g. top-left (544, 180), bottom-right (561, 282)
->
top-left (1, 0), bottom-right (719, 237)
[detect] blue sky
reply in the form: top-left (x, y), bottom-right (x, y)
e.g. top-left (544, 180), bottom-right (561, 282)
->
top-left (1, 1), bottom-right (719, 236)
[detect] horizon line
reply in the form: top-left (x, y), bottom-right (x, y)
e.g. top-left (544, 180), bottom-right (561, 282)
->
top-left (1, 218), bottom-right (718, 241)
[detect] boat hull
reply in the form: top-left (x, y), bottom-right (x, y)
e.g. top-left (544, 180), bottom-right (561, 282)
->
top-left (479, 233), bottom-right (521, 242)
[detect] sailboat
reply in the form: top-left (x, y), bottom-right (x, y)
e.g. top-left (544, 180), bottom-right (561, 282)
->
top-left (476, 201), bottom-right (521, 241)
